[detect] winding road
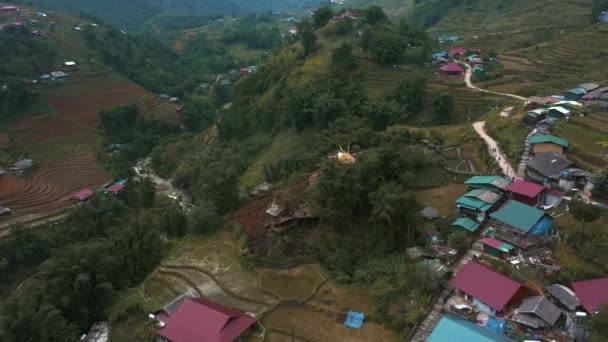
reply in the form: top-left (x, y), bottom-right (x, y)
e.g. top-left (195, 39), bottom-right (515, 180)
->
top-left (460, 62), bottom-right (526, 179)
top-left (460, 63), bottom-right (528, 101)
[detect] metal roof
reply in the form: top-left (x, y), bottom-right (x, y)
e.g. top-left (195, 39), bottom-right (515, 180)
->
top-left (571, 278), bottom-right (608, 315)
top-left (465, 176), bottom-right (510, 191)
top-left (526, 152), bottom-right (574, 179)
top-left (490, 201), bottom-right (545, 233)
top-left (548, 106), bottom-right (570, 114)
top-left (421, 206), bottom-right (440, 219)
top-left (529, 135), bottom-right (569, 148)
top-left (452, 217), bottom-right (480, 232)
top-left (514, 296), bottom-right (562, 327)
top-left (449, 261), bottom-right (521, 312)
top-left (546, 284), bottom-right (580, 311)
top-left (508, 180), bottom-right (545, 198)
top-left (429, 315), bottom-right (513, 342)
top-left (456, 189), bottom-right (500, 211)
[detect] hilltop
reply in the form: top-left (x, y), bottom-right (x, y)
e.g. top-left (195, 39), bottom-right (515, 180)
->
top-left (23, 0), bottom-right (319, 30)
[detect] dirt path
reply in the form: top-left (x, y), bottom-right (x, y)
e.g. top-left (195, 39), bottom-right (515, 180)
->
top-left (472, 121), bottom-right (517, 179)
top-left (461, 63), bottom-right (528, 102)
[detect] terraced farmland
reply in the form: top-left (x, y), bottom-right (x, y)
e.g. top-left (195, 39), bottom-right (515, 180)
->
top-left (0, 72), bottom-right (178, 233)
top-left (362, 61), bottom-right (500, 124)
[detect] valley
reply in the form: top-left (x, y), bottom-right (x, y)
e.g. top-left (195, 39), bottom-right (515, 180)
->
top-left (1, 1), bottom-right (608, 342)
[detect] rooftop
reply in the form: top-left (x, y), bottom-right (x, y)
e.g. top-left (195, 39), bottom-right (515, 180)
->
top-left (490, 201), bottom-right (545, 233)
top-left (157, 297), bottom-right (256, 342)
top-left (456, 189), bottom-right (501, 211)
top-left (508, 180), bottom-right (545, 198)
top-left (481, 237), bottom-right (514, 252)
top-left (546, 284), bottom-right (580, 311)
top-left (529, 135), bottom-right (569, 148)
top-left (440, 63), bottom-right (464, 73)
top-left (571, 278), bottom-right (608, 314)
top-left (526, 152), bottom-right (574, 179)
top-left (428, 316), bottom-right (513, 342)
top-left (452, 217), bottom-right (480, 232)
top-left (449, 261), bottom-right (521, 312)
top-left (513, 296), bottom-right (562, 328)
top-left (465, 176), bottom-right (510, 191)
top-left (548, 106), bottom-right (570, 114)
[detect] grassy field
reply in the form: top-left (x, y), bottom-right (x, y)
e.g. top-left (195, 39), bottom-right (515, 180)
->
top-left (553, 120), bottom-right (608, 172)
top-left (485, 116), bottom-right (529, 166)
top-left (427, 0), bottom-right (592, 37)
top-left (110, 229), bottom-right (399, 341)
top-left (415, 183), bottom-right (467, 215)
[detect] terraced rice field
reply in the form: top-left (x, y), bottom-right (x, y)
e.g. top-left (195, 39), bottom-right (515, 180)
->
top-left (500, 26), bottom-right (608, 94)
top-left (362, 61), bottom-right (498, 124)
top-left (0, 72), bottom-right (177, 233)
top-left (138, 230), bottom-right (398, 342)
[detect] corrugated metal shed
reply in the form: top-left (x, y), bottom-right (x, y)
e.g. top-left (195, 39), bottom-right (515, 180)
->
top-left (490, 201), bottom-right (545, 233)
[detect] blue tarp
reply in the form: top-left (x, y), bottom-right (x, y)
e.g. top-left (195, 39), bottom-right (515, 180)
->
top-left (344, 311), bottom-right (365, 329)
top-left (116, 178), bottom-right (129, 185)
top-left (530, 216), bottom-right (553, 236)
top-left (486, 318), bottom-right (506, 335)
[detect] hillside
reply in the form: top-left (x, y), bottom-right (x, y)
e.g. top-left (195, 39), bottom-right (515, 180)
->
top-left (24, 0), bottom-right (319, 30)
top-left (424, 0), bottom-right (592, 35)
top-left (0, 6), bottom-right (179, 232)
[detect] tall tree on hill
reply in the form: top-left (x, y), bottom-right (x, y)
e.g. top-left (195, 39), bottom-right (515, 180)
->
top-left (432, 93), bottom-right (455, 124)
top-left (300, 21), bottom-right (317, 56)
top-left (99, 104), bottom-right (138, 142)
top-left (368, 183), bottom-right (418, 252)
top-left (570, 198), bottom-right (601, 236)
top-left (313, 6), bottom-right (334, 27)
top-left (364, 5), bottom-right (387, 25)
top-left (390, 77), bottom-right (427, 115)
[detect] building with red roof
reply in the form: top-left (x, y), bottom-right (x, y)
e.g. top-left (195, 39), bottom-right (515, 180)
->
top-left (71, 189), bottom-right (93, 202)
top-left (449, 261), bottom-right (524, 314)
top-left (439, 62), bottom-right (464, 77)
top-left (571, 278), bottom-right (608, 315)
top-left (448, 47), bottom-right (481, 59)
top-left (508, 180), bottom-right (546, 206)
top-left (107, 184), bottom-right (125, 194)
top-left (155, 296), bottom-right (257, 342)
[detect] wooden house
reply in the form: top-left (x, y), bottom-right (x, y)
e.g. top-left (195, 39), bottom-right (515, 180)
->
top-left (529, 135), bottom-right (569, 155)
top-left (489, 200), bottom-right (554, 249)
top-left (508, 180), bottom-right (546, 207)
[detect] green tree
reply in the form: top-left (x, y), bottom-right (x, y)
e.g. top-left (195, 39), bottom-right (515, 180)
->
top-left (301, 26), bottom-right (317, 56)
top-left (364, 6), bottom-right (387, 25)
top-left (331, 43), bottom-right (358, 76)
top-left (432, 93), bottom-right (455, 124)
top-left (368, 183), bottom-right (419, 252)
top-left (570, 198), bottom-right (602, 236)
top-left (591, 304), bottom-right (608, 341)
top-left (99, 104), bottom-right (138, 142)
top-left (594, 168), bottom-right (608, 199)
top-left (313, 6), bottom-right (334, 27)
top-left (390, 77), bottom-right (427, 115)
top-left (187, 201), bottom-right (224, 234)
top-left (451, 230), bottom-right (470, 251)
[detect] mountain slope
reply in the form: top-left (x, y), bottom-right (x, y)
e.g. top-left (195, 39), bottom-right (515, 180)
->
top-left (422, 0), bottom-right (592, 34)
top-left (25, 0), bottom-right (319, 30)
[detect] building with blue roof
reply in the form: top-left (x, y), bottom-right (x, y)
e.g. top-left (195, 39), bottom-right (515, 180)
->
top-left (429, 315), bottom-right (513, 342)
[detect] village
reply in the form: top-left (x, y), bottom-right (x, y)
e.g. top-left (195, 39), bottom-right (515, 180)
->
top-left (1, 1), bottom-right (608, 342)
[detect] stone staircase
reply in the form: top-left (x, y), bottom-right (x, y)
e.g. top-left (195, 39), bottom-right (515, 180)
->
top-left (517, 130), bottom-right (534, 178)
top-left (409, 240), bottom-right (483, 342)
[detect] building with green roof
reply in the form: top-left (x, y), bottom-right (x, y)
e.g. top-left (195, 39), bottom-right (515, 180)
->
top-left (456, 189), bottom-right (502, 221)
top-left (465, 176), bottom-right (511, 193)
top-left (489, 201), bottom-right (554, 249)
top-left (529, 135), bottom-right (569, 155)
top-left (452, 217), bottom-right (480, 233)
top-left (428, 315), bottom-right (513, 342)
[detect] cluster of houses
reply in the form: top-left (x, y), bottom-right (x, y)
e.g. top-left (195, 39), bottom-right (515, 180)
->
top-left (0, 5), bottom-right (48, 33)
top-left (433, 47), bottom-right (485, 79)
top-left (417, 174), bottom-right (608, 340)
top-left (70, 179), bottom-right (128, 203)
top-left (35, 62), bottom-right (78, 83)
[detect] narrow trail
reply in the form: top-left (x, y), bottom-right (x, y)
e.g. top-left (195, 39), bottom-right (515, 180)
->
top-left (473, 121), bottom-right (517, 179)
top-left (460, 63), bottom-right (528, 102)
top-left (457, 62), bottom-right (524, 179)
